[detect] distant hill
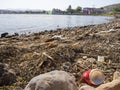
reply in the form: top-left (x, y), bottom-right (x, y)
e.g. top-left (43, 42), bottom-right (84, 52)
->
top-left (0, 9), bottom-right (48, 14)
top-left (103, 3), bottom-right (120, 12)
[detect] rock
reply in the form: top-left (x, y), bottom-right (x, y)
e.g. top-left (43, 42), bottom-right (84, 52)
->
top-left (14, 33), bottom-right (19, 36)
top-left (61, 62), bottom-right (71, 71)
top-left (113, 71), bottom-right (120, 80)
top-left (86, 58), bottom-right (96, 63)
top-left (96, 77), bottom-right (120, 90)
top-left (0, 63), bottom-right (16, 86)
top-left (52, 35), bottom-right (64, 40)
top-left (82, 56), bottom-right (87, 60)
top-left (79, 85), bottom-right (95, 90)
top-left (1, 32), bottom-right (8, 38)
top-left (24, 70), bottom-right (78, 90)
top-left (14, 87), bottom-right (23, 90)
top-left (96, 29), bottom-right (117, 34)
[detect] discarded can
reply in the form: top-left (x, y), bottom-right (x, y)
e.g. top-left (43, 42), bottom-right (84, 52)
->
top-left (82, 69), bottom-right (104, 86)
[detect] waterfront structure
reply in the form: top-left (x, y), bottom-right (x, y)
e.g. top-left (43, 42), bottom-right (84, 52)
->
top-left (82, 8), bottom-right (104, 15)
top-left (82, 8), bottom-right (95, 14)
top-left (52, 8), bottom-right (64, 15)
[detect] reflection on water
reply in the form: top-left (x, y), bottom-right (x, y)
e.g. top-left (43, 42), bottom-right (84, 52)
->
top-left (90, 16), bottom-right (94, 24)
top-left (0, 14), bottom-right (113, 34)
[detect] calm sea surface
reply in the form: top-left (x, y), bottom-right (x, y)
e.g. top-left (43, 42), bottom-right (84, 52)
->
top-left (0, 14), bottom-right (113, 35)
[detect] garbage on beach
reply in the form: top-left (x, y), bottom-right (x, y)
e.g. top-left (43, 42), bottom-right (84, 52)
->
top-left (81, 69), bottom-right (104, 86)
top-left (97, 56), bottom-right (105, 62)
top-left (96, 29), bottom-right (117, 34)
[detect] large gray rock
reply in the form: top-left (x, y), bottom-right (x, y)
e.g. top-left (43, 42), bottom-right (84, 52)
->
top-left (24, 70), bottom-right (78, 90)
top-left (96, 77), bottom-right (120, 90)
top-left (0, 63), bottom-right (16, 86)
top-left (79, 85), bottom-right (95, 90)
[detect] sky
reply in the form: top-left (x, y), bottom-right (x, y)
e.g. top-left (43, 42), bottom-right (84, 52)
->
top-left (0, 0), bottom-right (120, 10)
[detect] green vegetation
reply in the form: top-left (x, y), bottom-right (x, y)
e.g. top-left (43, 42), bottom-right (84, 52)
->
top-left (66, 5), bottom-right (82, 15)
top-left (113, 7), bottom-right (120, 18)
top-left (66, 5), bottom-right (73, 14)
top-left (76, 6), bottom-right (82, 12)
top-left (100, 13), bottom-right (114, 16)
top-left (113, 7), bottom-right (120, 13)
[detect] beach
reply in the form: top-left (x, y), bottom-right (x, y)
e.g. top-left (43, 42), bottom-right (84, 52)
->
top-left (0, 17), bottom-right (120, 89)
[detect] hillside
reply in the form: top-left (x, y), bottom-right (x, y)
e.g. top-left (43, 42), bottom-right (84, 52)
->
top-left (103, 3), bottom-right (120, 12)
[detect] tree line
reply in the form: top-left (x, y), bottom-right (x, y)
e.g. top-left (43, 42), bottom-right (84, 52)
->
top-left (66, 5), bottom-right (82, 14)
top-left (113, 7), bottom-right (120, 13)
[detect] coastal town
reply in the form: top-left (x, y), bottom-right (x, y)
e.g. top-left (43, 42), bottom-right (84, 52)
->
top-left (0, 3), bottom-right (120, 15)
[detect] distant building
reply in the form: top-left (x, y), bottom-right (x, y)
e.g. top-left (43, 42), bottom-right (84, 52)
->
top-left (94, 8), bottom-right (105, 14)
top-left (82, 8), bottom-right (95, 14)
top-left (82, 8), bottom-right (104, 14)
top-left (52, 9), bottom-right (64, 14)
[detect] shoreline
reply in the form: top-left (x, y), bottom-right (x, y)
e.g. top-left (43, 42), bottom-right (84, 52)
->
top-left (0, 15), bottom-right (113, 36)
top-left (0, 17), bottom-right (120, 89)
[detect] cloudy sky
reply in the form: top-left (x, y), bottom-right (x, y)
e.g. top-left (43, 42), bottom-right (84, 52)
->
top-left (0, 0), bottom-right (120, 10)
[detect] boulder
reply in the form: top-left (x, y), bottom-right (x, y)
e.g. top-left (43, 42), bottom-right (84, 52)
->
top-left (0, 63), bottom-right (16, 86)
top-left (96, 77), bottom-right (120, 90)
top-left (79, 85), bottom-right (95, 90)
top-left (24, 70), bottom-right (78, 90)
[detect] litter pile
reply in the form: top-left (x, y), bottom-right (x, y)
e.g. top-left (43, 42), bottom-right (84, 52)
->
top-left (0, 18), bottom-right (120, 90)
